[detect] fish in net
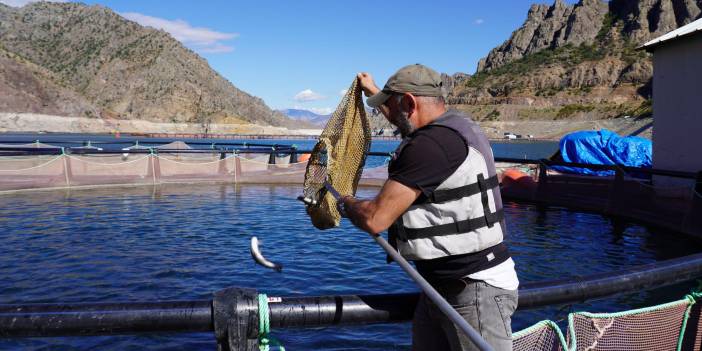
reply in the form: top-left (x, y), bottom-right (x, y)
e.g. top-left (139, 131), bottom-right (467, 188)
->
top-left (300, 78), bottom-right (371, 229)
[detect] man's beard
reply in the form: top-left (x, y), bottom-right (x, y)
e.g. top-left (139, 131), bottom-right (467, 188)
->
top-left (391, 109), bottom-right (414, 138)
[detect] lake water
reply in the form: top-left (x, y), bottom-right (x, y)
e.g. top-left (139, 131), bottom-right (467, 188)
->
top-left (1, 183), bottom-right (700, 350)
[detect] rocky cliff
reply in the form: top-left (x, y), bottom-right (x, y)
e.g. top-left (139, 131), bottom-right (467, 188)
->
top-left (450, 0), bottom-right (701, 123)
top-left (0, 2), bottom-right (296, 128)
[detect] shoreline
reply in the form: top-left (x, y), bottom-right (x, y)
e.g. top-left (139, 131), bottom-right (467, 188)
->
top-left (0, 112), bottom-right (323, 137)
top-left (0, 112), bottom-right (651, 142)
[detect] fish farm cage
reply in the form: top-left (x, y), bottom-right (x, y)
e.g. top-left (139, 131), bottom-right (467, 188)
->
top-left (1, 138), bottom-right (702, 350)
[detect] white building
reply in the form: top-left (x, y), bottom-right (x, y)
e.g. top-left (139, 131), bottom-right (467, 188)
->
top-left (640, 18), bottom-right (702, 193)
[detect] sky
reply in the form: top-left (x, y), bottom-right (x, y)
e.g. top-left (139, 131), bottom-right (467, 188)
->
top-left (1, 0), bottom-right (577, 115)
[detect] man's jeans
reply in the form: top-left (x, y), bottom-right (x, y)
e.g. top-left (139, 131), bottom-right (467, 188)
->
top-left (412, 280), bottom-right (518, 351)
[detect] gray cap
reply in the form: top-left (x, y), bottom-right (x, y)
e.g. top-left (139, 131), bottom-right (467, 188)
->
top-left (366, 64), bottom-right (445, 108)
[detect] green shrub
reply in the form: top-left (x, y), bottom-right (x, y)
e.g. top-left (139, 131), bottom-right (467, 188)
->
top-left (484, 109), bottom-right (501, 121)
top-left (555, 104), bottom-right (595, 119)
top-left (464, 43), bottom-right (606, 90)
top-left (596, 12), bottom-right (616, 41)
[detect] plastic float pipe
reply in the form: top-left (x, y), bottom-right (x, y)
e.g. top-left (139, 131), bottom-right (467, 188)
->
top-left (0, 300), bottom-right (213, 337)
top-left (2, 252), bottom-right (702, 340)
top-left (0, 147), bottom-right (298, 156)
top-left (0, 140), bottom-right (291, 148)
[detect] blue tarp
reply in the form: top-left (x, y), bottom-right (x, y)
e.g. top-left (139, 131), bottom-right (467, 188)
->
top-left (553, 129), bottom-right (652, 176)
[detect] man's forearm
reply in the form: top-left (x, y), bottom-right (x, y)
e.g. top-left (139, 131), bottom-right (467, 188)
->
top-left (342, 196), bottom-right (383, 235)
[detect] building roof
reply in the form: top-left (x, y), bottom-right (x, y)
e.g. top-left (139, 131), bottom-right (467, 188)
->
top-left (639, 18), bottom-right (702, 52)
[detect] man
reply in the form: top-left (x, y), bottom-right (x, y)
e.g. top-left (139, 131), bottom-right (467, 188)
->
top-left (338, 64), bottom-right (518, 351)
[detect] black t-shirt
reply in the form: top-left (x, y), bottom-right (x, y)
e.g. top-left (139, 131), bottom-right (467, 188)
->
top-left (388, 125), bottom-right (467, 203)
top-left (387, 122), bottom-right (507, 284)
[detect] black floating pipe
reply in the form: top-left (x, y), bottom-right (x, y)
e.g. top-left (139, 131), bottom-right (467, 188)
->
top-left (0, 140), bottom-right (292, 148)
top-left (518, 252), bottom-right (702, 309)
top-left (0, 300), bottom-right (212, 337)
top-left (492, 157), bottom-right (698, 179)
top-left (267, 293), bottom-right (418, 329)
top-left (2, 252), bottom-right (702, 339)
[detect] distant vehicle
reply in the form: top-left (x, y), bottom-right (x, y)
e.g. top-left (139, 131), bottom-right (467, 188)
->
top-left (504, 133), bottom-right (518, 140)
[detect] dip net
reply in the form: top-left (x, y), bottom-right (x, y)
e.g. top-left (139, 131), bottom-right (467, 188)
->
top-left (512, 292), bottom-right (702, 351)
top-left (301, 78), bottom-right (371, 229)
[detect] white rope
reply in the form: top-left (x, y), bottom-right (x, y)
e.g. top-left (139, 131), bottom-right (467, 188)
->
top-left (584, 318), bottom-right (615, 351)
top-left (67, 154), bottom-right (150, 166)
top-left (150, 154), bottom-right (157, 185)
top-left (63, 155), bottom-right (70, 187)
top-left (0, 156), bottom-right (57, 162)
top-left (0, 155), bottom-right (64, 172)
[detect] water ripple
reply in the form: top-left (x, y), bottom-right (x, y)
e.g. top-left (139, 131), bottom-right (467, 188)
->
top-left (0, 184), bottom-right (699, 350)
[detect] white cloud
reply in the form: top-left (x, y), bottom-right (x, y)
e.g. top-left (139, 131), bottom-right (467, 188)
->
top-left (474, 19), bottom-right (485, 25)
top-left (339, 89), bottom-right (348, 96)
top-left (0, 0), bottom-right (66, 7)
top-left (120, 12), bottom-right (237, 54)
top-left (294, 89), bottom-right (325, 102)
top-left (290, 105), bottom-right (334, 116)
top-left (309, 107), bottom-right (334, 115)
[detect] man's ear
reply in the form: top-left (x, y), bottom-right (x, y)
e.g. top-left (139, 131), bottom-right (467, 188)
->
top-left (401, 93), bottom-right (417, 115)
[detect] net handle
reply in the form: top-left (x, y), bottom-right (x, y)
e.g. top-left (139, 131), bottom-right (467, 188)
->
top-left (327, 182), bottom-right (493, 351)
top-left (371, 235), bottom-right (493, 351)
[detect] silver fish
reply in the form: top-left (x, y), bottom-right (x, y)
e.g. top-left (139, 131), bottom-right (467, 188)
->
top-left (250, 236), bottom-right (282, 272)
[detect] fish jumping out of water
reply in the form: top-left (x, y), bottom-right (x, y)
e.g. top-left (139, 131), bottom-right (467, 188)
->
top-left (250, 236), bottom-right (283, 272)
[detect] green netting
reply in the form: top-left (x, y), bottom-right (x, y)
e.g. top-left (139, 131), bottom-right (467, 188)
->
top-left (513, 293), bottom-right (702, 351)
top-left (513, 320), bottom-right (567, 351)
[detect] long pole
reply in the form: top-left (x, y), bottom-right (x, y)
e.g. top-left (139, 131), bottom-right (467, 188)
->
top-left (324, 181), bottom-right (493, 351)
top-left (372, 234), bottom-right (493, 351)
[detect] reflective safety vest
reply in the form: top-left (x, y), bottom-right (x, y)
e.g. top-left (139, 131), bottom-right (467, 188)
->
top-left (389, 111), bottom-right (506, 262)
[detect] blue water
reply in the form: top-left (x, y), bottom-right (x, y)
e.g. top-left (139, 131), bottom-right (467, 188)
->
top-left (1, 184), bottom-right (700, 350)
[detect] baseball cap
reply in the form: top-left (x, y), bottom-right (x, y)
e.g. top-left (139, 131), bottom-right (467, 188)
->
top-left (366, 64), bottom-right (445, 108)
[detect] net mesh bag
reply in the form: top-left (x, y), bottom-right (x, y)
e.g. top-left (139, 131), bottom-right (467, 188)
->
top-left (566, 298), bottom-right (692, 351)
top-left (513, 320), bottom-right (567, 351)
top-left (302, 78), bottom-right (371, 229)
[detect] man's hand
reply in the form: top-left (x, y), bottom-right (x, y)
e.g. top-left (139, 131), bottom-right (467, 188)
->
top-left (356, 72), bottom-right (380, 98)
top-left (336, 195), bottom-right (352, 218)
top-left (343, 180), bottom-right (420, 235)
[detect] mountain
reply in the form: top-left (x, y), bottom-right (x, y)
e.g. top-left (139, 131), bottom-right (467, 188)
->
top-left (279, 109), bottom-right (330, 126)
top-left (279, 107), bottom-right (395, 135)
top-left (0, 2), bottom-right (297, 128)
top-left (447, 0), bottom-right (701, 123)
